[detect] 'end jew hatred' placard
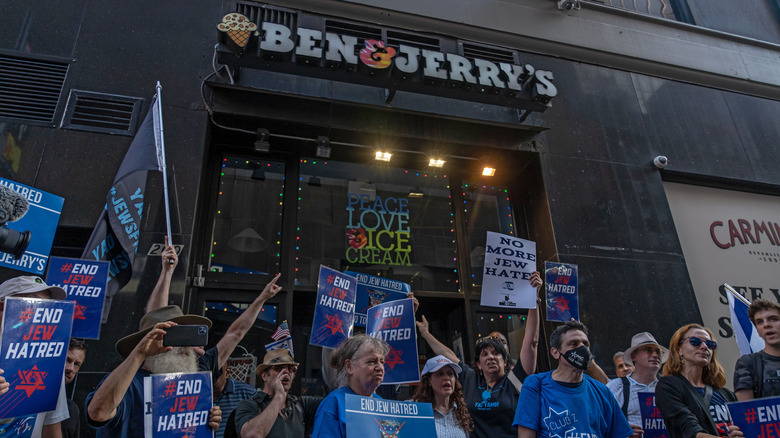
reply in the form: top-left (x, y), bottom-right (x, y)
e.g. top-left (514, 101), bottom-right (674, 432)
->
top-left (637, 392), bottom-right (668, 438)
top-left (481, 231), bottom-right (537, 309)
top-left (366, 298), bottom-right (419, 385)
top-left (311, 266), bottom-right (357, 348)
top-left (727, 395), bottom-right (780, 438)
top-left (0, 297), bottom-right (74, 419)
top-left (46, 257), bottom-right (108, 339)
top-left (544, 262), bottom-right (579, 322)
top-left (346, 271), bottom-right (410, 327)
top-left (345, 394), bottom-right (437, 438)
top-left (144, 371), bottom-right (213, 438)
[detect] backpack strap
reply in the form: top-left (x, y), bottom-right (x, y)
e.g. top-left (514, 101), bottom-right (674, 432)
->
top-left (508, 370), bottom-right (523, 393)
top-left (752, 352), bottom-right (765, 398)
top-left (621, 376), bottom-right (630, 418)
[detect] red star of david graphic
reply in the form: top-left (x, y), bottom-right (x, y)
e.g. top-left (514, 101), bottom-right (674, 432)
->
top-left (73, 304), bottom-right (87, 320)
top-left (554, 296), bottom-right (570, 312)
top-left (325, 314), bottom-right (344, 335)
top-left (385, 348), bottom-right (404, 370)
top-left (16, 365), bottom-right (48, 397)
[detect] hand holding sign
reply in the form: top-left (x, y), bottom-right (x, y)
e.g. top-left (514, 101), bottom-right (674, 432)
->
top-left (0, 370), bottom-right (8, 396)
top-left (208, 405), bottom-right (222, 432)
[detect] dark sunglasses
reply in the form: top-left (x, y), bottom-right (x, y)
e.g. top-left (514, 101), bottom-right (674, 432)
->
top-left (681, 336), bottom-right (717, 350)
top-left (271, 364), bottom-right (298, 373)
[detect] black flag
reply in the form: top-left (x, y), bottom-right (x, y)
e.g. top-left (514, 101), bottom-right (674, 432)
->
top-left (82, 97), bottom-right (163, 317)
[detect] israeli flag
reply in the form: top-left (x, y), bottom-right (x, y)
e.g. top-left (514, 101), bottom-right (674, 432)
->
top-left (727, 285), bottom-right (765, 355)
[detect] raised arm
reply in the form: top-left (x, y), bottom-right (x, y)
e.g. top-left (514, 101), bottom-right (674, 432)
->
top-left (145, 236), bottom-right (178, 312)
top-left (416, 315), bottom-right (459, 363)
top-left (215, 274), bottom-right (282, 369)
top-left (87, 322), bottom-right (175, 423)
top-left (519, 271), bottom-right (542, 376)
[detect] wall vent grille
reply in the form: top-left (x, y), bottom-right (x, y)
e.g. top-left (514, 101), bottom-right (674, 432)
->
top-left (0, 53), bottom-right (69, 125)
top-left (61, 90), bottom-right (143, 136)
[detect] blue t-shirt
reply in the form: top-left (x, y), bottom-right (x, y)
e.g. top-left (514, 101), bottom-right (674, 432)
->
top-left (513, 371), bottom-right (633, 438)
top-left (311, 386), bottom-right (381, 438)
top-left (86, 346), bottom-right (219, 437)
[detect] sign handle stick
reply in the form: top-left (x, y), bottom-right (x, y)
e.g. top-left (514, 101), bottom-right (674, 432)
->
top-left (155, 81), bottom-right (174, 252)
top-left (723, 283), bottom-right (751, 306)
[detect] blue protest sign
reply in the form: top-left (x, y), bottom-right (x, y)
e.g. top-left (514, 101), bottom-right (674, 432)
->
top-left (544, 262), bottom-right (579, 322)
top-left (144, 371), bottom-right (213, 438)
top-left (0, 297), bottom-right (74, 419)
top-left (637, 392), bottom-right (668, 438)
top-left (310, 266), bottom-right (356, 348)
top-left (345, 393), bottom-right (436, 438)
top-left (366, 298), bottom-right (419, 385)
top-left (346, 271), bottom-right (410, 327)
top-left (0, 178), bottom-right (64, 275)
top-left (727, 395), bottom-right (780, 438)
top-left (45, 257), bottom-right (108, 339)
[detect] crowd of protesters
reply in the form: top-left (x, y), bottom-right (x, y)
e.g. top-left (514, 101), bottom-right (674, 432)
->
top-left (2, 244), bottom-right (779, 437)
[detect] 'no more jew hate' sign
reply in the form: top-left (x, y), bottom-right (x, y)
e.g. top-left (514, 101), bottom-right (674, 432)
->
top-left (481, 231), bottom-right (537, 309)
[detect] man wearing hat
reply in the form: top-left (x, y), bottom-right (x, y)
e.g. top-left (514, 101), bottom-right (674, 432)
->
top-left (229, 349), bottom-right (323, 438)
top-left (85, 305), bottom-right (223, 437)
top-left (606, 332), bottom-right (668, 437)
top-left (0, 276), bottom-right (69, 438)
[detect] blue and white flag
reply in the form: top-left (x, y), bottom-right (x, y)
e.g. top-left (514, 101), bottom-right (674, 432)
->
top-left (727, 287), bottom-right (765, 355)
top-left (81, 95), bottom-right (164, 318)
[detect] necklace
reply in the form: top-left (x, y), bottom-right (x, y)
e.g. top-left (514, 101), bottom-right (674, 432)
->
top-left (478, 382), bottom-right (503, 401)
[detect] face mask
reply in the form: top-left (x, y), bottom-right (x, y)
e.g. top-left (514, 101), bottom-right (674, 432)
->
top-left (560, 345), bottom-right (593, 370)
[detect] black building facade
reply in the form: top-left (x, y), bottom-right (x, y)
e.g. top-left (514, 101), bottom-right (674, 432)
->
top-left (2, 0), bottom-right (780, 435)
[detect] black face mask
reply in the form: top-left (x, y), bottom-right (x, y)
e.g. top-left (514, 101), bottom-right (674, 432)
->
top-left (560, 345), bottom-right (593, 370)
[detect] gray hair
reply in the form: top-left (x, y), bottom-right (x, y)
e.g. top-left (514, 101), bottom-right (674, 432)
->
top-left (330, 334), bottom-right (390, 388)
top-left (613, 351), bottom-right (624, 362)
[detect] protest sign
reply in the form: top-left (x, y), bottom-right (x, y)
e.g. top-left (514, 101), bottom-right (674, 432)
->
top-left (544, 262), bottom-right (579, 322)
top-left (727, 395), bottom-right (780, 438)
top-left (345, 393), bottom-right (436, 438)
top-left (637, 392), bottom-right (668, 438)
top-left (144, 371), bottom-right (213, 438)
top-left (0, 297), bottom-right (74, 419)
top-left (366, 298), bottom-right (419, 384)
top-left (46, 257), bottom-right (108, 339)
top-left (481, 231), bottom-right (537, 309)
top-left (346, 271), bottom-right (409, 327)
top-left (0, 178), bottom-right (64, 275)
top-left (310, 266), bottom-right (356, 348)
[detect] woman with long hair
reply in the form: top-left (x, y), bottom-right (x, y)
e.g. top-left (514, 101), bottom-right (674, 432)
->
top-left (656, 324), bottom-right (743, 438)
top-left (411, 355), bottom-right (474, 438)
top-left (312, 334), bottom-right (389, 438)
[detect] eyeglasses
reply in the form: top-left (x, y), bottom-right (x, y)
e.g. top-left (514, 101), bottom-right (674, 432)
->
top-left (271, 364), bottom-right (298, 373)
top-left (680, 336), bottom-right (717, 350)
top-left (639, 346), bottom-right (662, 355)
top-left (476, 335), bottom-right (507, 347)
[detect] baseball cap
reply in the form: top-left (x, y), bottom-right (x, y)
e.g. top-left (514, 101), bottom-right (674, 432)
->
top-left (0, 276), bottom-right (67, 301)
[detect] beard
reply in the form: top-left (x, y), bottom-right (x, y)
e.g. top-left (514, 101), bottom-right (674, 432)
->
top-left (145, 347), bottom-right (199, 374)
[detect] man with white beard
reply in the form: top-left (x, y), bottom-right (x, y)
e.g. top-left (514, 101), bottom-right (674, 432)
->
top-left (85, 306), bottom-right (223, 437)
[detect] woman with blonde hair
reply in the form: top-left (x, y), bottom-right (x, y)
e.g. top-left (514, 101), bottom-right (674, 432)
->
top-left (411, 355), bottom-right (473, 438)
top-left (655, 323), bottom-right (743, 438)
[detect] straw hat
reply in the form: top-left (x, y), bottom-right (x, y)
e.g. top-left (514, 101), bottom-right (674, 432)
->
top-left (255, 349), bottom-right (299, 375)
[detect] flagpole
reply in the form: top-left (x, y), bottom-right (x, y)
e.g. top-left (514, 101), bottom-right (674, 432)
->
top-left (723, 283), bottom-right (751, 306)
top-left (155, 81), bottom-right (174, 249)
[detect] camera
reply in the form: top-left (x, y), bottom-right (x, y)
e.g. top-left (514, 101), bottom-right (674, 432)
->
top-left (557, 0), bottom-right (581, 10)
top-left (653, 155), bottom-right (669, 169)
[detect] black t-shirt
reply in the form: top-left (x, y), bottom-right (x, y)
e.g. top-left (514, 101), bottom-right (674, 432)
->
top-left (459, 361), bottom-right (528, 438)
top-left (734, 351), bottom-right (780, 398)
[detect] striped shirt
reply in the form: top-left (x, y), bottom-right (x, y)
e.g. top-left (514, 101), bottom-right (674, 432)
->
top-left (433, 406), bottom-right (469, 438)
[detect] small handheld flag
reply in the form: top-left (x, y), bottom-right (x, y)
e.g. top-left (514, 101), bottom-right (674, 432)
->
top-left (724, 283), bottom-right (765, 355)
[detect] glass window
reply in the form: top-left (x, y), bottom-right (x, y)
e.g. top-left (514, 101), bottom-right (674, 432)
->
top-left (473, 309), bottom-right (532, 360)
top-left (208, 156), bottom-right (284, 274)
top-left (463, 183), bottom-right (516, 288)
top-left (295, 158), bottom-right (459, 292)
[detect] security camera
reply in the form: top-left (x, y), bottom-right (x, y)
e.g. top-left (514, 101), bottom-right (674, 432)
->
top-left (653, 155), bottom-right (669, 169)
top-left (557, 0), bottom-right (581, 10)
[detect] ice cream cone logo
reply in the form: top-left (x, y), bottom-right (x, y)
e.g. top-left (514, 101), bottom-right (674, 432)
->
top-left (217, 13), bottom-right (258, 48)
